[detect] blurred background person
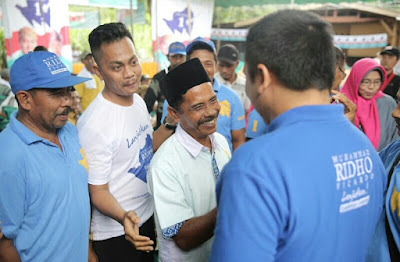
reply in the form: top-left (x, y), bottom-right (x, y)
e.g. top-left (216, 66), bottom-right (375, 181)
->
top-left (75, 52), bottom-right (104, 111)
top-left (380, 46), bottom-right (400, 101)
top-left (341, 58), bottom-right (398, 151)
top-left (144, 42), bottom-right (186, 129)
top-left (215, 44), bottom-right (250, 114)
top-left (69, 87), bottom-right (83, 126)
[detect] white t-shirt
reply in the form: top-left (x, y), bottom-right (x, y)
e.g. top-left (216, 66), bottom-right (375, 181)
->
top-left (77, 92), bottom-right (154, 241)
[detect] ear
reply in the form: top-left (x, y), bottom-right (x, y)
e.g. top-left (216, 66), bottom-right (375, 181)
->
top-left (255, 63), bottom-right (273, 96)
top-left (92, 63), bottom-right (104, 81)
top-left (16, 91), bottom-right (33, 111)
top-left (167, 105), bottom-right (180, 122)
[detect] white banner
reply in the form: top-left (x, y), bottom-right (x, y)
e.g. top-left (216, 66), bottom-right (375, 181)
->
top-left (151, 0), bottom-right (214, 69)
top-left (2, 0), bottom-right (72, 69)
top-left (211, 28), bottom-right (388, 49)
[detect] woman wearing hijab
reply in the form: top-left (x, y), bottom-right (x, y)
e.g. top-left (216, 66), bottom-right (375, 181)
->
top-left (341, 58), bottom-right (398, 151)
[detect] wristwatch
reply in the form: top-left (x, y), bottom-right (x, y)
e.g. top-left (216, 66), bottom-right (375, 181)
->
top-left (163, 118), bottom-right (177, 131)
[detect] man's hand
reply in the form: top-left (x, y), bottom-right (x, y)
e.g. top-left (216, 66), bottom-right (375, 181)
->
top-left (331, 90), bottom-right (357, 125)
top-left (123, 211), bottom-right (154, 252)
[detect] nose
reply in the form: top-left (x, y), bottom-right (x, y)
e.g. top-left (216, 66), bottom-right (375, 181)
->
top-left (61, 92), bottom-right (72, 107)
top-left (392, 104), bottom-right (400, 119)
top-left (124, 65), bottom-right (136, 79)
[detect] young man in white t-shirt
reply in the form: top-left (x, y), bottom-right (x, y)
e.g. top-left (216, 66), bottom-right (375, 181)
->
top-left (77, 22), bottom-right (176, 262)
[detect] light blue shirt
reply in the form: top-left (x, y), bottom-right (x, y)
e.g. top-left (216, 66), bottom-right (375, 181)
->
top-left (161, 78), bottom-right (245, 151)
top-left (246, 109), bottom-right (268, 139)
top-left (0, 112), bottom-right (90, 262)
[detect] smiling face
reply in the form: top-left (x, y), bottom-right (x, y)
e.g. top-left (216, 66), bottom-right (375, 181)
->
top-left (94, 37), bottom-right (142, 105)
top-left (177, 82), bottom-right (220, 144)
top-left (358, 70), bottom-right (382, 100)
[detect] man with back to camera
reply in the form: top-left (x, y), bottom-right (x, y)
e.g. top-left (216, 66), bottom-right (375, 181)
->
top-left (144, 42), bottom-right (186, 128)
top-left (161, 37), bottom-right (246, 151)
top-left (210, 10), bottom-right (386, 262)
top-left (215, 44), bottom-right (250, 114)
top-left (77, 22), bottom-right (176, 262)
top-left (0, 51), bottom-right (91, 261)
top-left (147, 58), bottom-right (232, 261)
top-left (380, 46), bottom-right (400, 100)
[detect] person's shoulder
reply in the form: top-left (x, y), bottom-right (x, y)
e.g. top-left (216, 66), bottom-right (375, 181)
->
top-left (214, 132), bottom-right (230, 151)
top-left (153, 69), bottom-right (167, 80)
top-left (235, 75), bottom-right (246, 85)
top-left (0, 127), bottom-right (27, 166)
top-left (378, 93), bottom-right (396, 107)
top-left (151, 135), bottom-right (179, 166)
top-left (133, 93), bottom-right (148, 112)
top-left (218, 83), bottom-right (241, 101)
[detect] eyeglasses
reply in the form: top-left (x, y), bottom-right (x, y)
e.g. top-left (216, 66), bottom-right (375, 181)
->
top-left (361, 79), bottom-right (382, 87)
top-left (337, 67), bottom-right (347, 78)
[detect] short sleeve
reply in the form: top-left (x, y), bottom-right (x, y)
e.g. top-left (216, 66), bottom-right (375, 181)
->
top-left (0, 168), bottom-right (25, 239)
top-left (230, 92), bottom-right (245, 131)
top-left (78, 128), bottom-right (113, 185)
top-left (148, 161), bottom-right (194, 231)
top-left (210, 153), bottom-right (288, 262)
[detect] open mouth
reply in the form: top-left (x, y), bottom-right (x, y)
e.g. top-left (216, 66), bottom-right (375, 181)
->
top-left (201, 118), bottom-right (216, 127)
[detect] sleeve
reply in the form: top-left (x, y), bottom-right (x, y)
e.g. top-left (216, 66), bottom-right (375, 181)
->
top-left (148, 160), bottom-right (193, 236)
top-left (0, 168), bottom-right (26, 239)
top-left (230, 92), bottom-right (245, 131)
top-left (160, 100), bottom-right (169, 124)
top-left (387, 168), bottom-right (400, 249)
top-left (144, 80), bottom-right (159, 113)
top-left (78, 128), bottom-right (113, 185)
top-left (210, 155), bottom-right (288, 262)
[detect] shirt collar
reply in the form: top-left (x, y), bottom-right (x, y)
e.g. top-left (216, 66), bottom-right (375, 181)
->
top-left (212, 77), bottom-right (221, 93)
top-left (9, 111), bottom-right (66, 146)
top-left (175, 124), bottom-right (219, 158)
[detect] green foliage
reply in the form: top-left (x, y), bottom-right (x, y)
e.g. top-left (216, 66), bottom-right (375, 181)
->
top-left (68, 1), bottom-right (152, 60)
top-left (0, 29), bottom-right (7, 69)
top-left (213, 5), bottom-right (276, 25)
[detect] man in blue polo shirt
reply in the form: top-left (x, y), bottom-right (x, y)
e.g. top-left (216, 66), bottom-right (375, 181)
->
top-left (210, 10), bottom-right (386, 262)
top-left (246, 108), bottom-right (268, 140)
top-left (0, 51), bottom-right (91, 261)
top-left (161, 37), bottom-right (245, 151)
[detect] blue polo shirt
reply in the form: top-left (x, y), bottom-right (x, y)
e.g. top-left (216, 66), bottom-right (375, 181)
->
top-left (0, 112), bottom-right (90, 262)
top-left (161, 78), bottom-right (245, 151)
top-left (246, 109), bottom-right (268, 139)
top-left (211, 105), bottom-right (386, 262)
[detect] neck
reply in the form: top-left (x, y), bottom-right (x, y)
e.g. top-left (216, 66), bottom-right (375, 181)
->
top-left (228, 73), bottom-right (237, 84)
top-left (387, 69), bottom-right (394, 75)
top-left (16, 111), bottom-right (60, 146)
top-left (256, 85), bottom-right (331, 124)
top-left (102, 88), bottom-right (133, 106)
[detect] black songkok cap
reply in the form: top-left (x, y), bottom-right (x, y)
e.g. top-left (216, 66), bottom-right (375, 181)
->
top-left (160, 58), bottom-right (211, 104)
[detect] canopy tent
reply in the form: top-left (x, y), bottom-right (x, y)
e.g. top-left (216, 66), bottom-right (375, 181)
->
top-left (215, 0), bottom-right (379, 8)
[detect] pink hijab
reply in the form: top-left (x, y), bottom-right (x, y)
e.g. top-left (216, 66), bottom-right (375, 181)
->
top-left (341, 58), bottom-right (387, 149)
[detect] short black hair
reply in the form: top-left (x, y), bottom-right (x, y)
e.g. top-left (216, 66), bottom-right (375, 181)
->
top-left (33, 46), bottom-right (48, 52)
top-left (88, 22), bottom-right (134, 65)
top-left (334, 46), bottom-right (345, 68)
top-left (246, 10), bottom-right (334, 91)
top-left (187, 43), bottom-right (217, 63)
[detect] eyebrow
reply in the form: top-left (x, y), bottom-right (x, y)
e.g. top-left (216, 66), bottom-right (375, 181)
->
top-left (109, 55), bottom-right (138, 65)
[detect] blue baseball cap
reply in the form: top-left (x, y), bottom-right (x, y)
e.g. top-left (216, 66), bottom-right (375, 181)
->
top-left (186, 37), bottom-right (216, 54)
top-left (10, 51), bottom-right (90, 94)
top-left (168, 42), bottom-right (186, 56)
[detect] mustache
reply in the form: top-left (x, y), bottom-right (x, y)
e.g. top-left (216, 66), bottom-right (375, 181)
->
top-left (58, 107), bottom-right (71, 116)
top-left (198, 113), bottom-right (219, 125)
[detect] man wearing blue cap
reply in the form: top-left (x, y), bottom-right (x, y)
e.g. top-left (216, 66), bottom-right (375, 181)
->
top-left (0, 51), bottom-right (91, 261)
top-left (162, 37), bottom-right (246, 151)
top-left (144, 41), bottom-right (186, 128)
